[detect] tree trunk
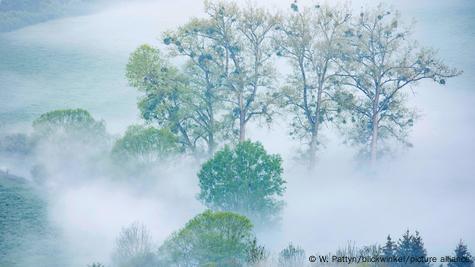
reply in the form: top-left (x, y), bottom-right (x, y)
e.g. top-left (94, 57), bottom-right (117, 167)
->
top-left (239, 116), bottom-right (246, 142)
top-left (239, 93), bottom-right (246, 142)
top-left (208, 133), bottom-right (215, 155)
top-left (208, 103), bottom-right (216, 155)
top-left (308, 86), bottom-right (323, 167)
top-left (370, 88), bottom-right (380, 165)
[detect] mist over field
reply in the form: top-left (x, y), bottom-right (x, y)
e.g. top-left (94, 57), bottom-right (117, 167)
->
top-left (1, 0), bottom-right (474, 266)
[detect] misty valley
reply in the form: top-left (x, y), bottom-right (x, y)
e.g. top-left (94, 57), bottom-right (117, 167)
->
top-left (0, 0), bottom-right (474, 267)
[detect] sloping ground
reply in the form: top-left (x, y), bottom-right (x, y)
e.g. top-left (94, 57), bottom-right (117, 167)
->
top-left (0, 0), bottom-right (115, 32)
top-left (0, 171), bottom-right (66, 266)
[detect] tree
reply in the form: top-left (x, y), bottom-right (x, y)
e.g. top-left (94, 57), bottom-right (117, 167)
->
top-left (278, 243), bottom-right (306, 267)
top-left (186, 1), bottom-right (279, 141)
top-left (382, 235), bottom-right (396, 266)
top-left (126, 45), bottom-right (202, 154)
top-left (163, 19), bottom-right (229, 154)
top-left (157, 210), bottom-right (256, 266)
top-left (111, 222), bottom-right (156, 267)
top-left (111, 125), bottom-right (178, 165)
top-left (336, 5), bottom-right (461, 163)
top-left (198, 141), bottom-right (285, 224)
top-left (274, 3), bottom-right (350, 165)
top-left (247, 238), bottom-right (268, 266)
top-left (32, 108), bottom-right (107, 145)
top-left (448, 240), bottom-right (474, 267)
top-left (396, 230), bottom-right (429, 267)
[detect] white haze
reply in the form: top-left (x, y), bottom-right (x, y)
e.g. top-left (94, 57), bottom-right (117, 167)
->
top-left (0, 0), bottom-right (474, 266)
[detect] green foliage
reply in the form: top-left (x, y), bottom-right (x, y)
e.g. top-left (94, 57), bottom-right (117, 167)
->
top-left (112, 222), bottom-right (156, 267)
top-left (111, 125), bottom-right (179, 165)
top-left (198, 141), bottom-right (285, 224)
top-left (448, 240), bottom-right (474, 267)
top-left (163, 18), bottom-right (232, 153)
top-left (158, 210), bottom-right (255, 266)
top-left (126, 45), bottom-right (204, 153)
top-left (173, 1), bottom-right (279, 141)
top-left (32, 108), bottom-right (108, 145)
top-left (278, 243), bottom-right (306, 267)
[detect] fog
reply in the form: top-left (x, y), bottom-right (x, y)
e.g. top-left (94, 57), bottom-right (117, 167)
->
top-left (1, 0), bottom-right (474, 266)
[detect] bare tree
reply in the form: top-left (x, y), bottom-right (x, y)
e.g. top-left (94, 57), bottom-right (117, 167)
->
top-left (112, 222), bottom-right (155, 267)
top-left (336, 5), bottom-right (461, 164)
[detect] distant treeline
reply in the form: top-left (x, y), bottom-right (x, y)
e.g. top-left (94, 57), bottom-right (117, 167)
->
top-left (0, 0), bottom-right (115, 32)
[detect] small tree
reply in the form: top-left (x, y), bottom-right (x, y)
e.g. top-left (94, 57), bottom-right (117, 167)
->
top-left (198, 141), bottom-right (285, 224)
top-left (382, 235), bottom-right (396, 266)
top-left (157, 210), bottom-right (256, 266)
top-left (278, 243), bottom-right (306, 267)
top-left (247, 238), bottom-right (268, 266)
top-left (111, 222), bottom-right (156, 267)
top-left (448, 240), bottom-right (474, 267)
top-left (111, 125), bottom-right (178, 165)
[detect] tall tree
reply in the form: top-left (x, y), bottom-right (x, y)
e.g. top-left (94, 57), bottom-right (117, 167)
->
top-left (275, 3), bottom-right (350, 165)
top-left (188, 1), bottom-right (279, 141)
top-left (336, 5), bottom-right (461, 163)
top-left (448, 240), bottom-right (474, 267)
top-left (163, 18), bottom-right (228, 154)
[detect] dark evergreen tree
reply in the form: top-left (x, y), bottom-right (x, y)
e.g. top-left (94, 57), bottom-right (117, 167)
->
top-left (396, 230), bottom-right (429, 267)
top-left (383, 235), bottom-right (396, 267)
top-left (448, 240), bottom-right (474, 267)
top-left (383, 235), bottom-right (396, 257)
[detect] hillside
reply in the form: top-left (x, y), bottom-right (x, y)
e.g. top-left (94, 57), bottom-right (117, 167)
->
top-left (0, 0), bottom-right (113, 32)
top-left (0, 171), bottom-right (65, 266)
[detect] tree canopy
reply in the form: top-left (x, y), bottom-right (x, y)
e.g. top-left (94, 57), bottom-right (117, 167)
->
top-left (111, 125), bottom-right (178, 165)
top-left (198, 141), bottom-right (285, 224)
top-left (157, 210), bottom-right (255, 266)
top-left (32, 108), bottom-right (107, 145)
